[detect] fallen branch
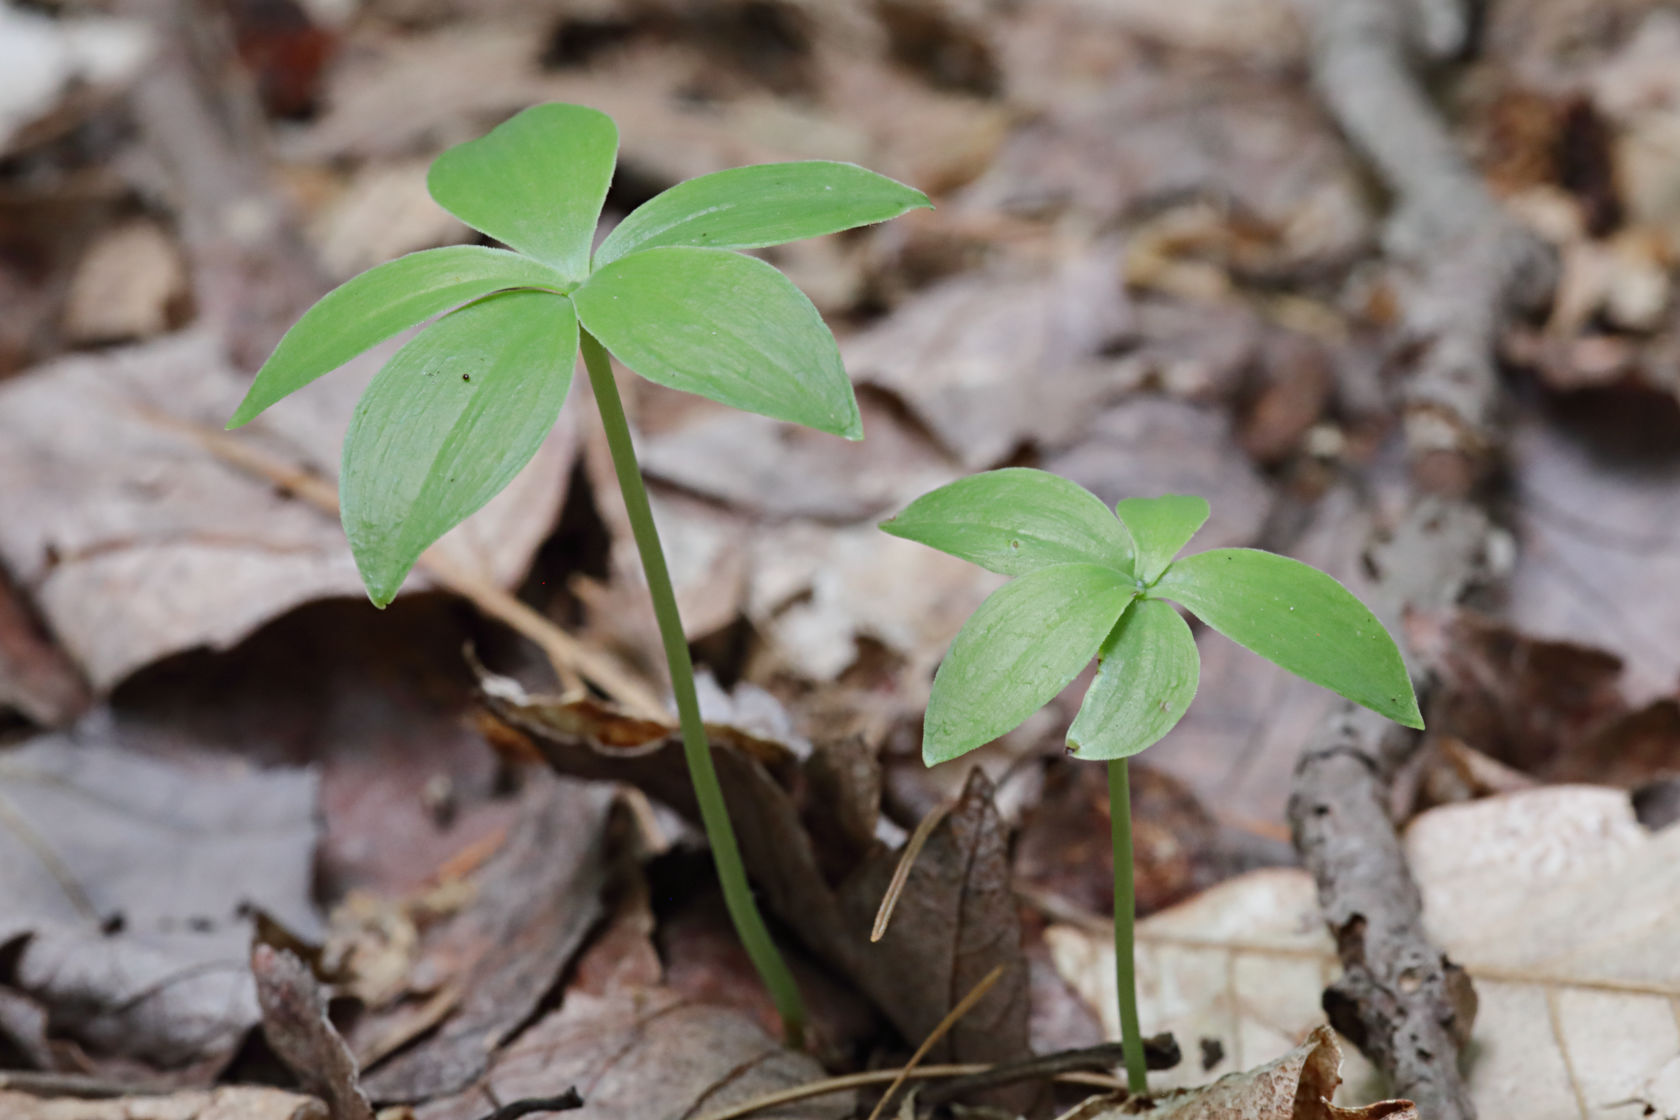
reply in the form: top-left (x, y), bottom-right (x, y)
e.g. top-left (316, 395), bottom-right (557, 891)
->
top-left (1288, 1), bottom-right (1557, 1116)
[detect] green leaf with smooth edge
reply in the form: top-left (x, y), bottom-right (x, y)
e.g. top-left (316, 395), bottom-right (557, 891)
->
top-left (924, 564), bottom-right (1135, 765)
top-left (427, 103), bottom-right (617, 280)
top-left (572, 246), bottom-right (861, 438)
top-left (1153, 549), bottom-right (1423, 729)
top-left (228, 247), bottom-right (569, 427)
top-left (1066, 598), bottom-right (1199, 760)
top-left (881, 468), bottom-right (1134, 577)
top-left (341, 290), bottom-right (578, 607)
top-left (1115, 494), bottom-right (1210, 582)
top-left (594, 161), bottom-right (931, 267)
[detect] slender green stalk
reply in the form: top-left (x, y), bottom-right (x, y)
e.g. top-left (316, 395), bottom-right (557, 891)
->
top-left (580, 331), bottom-right (807, 1045)
top-left (1108, 758), bottom-right (1148, 1095)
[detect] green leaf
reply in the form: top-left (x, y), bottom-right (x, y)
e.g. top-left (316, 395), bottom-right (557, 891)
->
top-left (228, 247), bottom-right (568, 427)
top-left (1153, 549), bottom-right (1423, 729)
top-left (572, 246), bottom-right (861, 438)
top-left (427, 103), bottom-right (617, 280)
top-left (924, 564), bottom-right (1135, 765)
top-left (341, 290), bottom-right (578, 607)
top-left (881, 468), bottom-right (1134, 577)
top-left (1115, 495), bottom-right (1210, 582)
top-left (1066, 598), bottom-right (1199, 760)
top-left (594, 161), bottom-right (931, 267)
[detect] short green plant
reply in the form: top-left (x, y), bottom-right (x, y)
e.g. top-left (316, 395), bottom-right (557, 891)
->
top-left (882, 468), bottom-right (1421, 1093)
top-left (227, 102), bottom-right (931, 1044)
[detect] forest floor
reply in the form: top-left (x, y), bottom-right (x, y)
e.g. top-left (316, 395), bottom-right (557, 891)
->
top-left (4, 0), bottom-right (1680, 1117)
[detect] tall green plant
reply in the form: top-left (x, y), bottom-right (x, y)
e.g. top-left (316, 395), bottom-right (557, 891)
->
top-left (883, 468), bottom-right (1420, 1092)
top-left (228, 102), bottom-right (930, 1043)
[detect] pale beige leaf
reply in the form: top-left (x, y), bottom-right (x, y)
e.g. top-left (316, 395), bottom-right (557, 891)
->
top-left (0, 1087), bottom-right (325, 1120)
top-left (0, 330), bottom-right (573, 690)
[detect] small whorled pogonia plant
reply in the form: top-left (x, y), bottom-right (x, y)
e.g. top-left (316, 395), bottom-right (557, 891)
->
top-left (227, 102), bottom-right (931, 1044)
top-left (881, 468), bottom-right (1421, 1093)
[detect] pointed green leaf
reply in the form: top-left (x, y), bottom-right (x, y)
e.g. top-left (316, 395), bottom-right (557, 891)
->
top-left (1066, 598), bottom-right (1199, 760)
top-left (594, 161), bottom-right (931, 267)
top-left (1115, 494), bottom-right (1210, 582)
top-left (341, 290), bottom-right (578, 607)
top-left (228, 247), bottom-right (569, 427)
top-left (427, 103), bottom-right (617, 280)
top-left (924, 564), bottom-right (1135, 765)
top-left (881, 468), bottom-right (1134, 577)
top-left (1154, 549), bottom-right (1422, 729)
top-left (572, 246), bottom-right (861, 438)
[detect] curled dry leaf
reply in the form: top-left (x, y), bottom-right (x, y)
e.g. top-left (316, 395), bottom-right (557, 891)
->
top-left (1046, 786), bottom-right (1680, 1115)
top-left (252, 945), bottom-right (374, 1120)
top-left (0, 330), bottom-right (573, 692)
top-left (475, 673), bottom-right (1035, 1093)
top-left (0, 735), bottom-right (320, 1074)
top-left (1061, 1027), bottom-right (1414, 1119)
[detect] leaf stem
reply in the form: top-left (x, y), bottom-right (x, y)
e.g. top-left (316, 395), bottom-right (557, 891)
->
top-left (580, 331), bottom-right (807, 1045)
top-left (1108, 758), bottom-right (1148, 1095)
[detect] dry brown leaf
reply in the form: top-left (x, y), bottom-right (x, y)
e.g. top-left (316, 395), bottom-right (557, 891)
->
top-left (355, 774), bottom-right (612, 1102)
top-left (0, 734), bottom-right (320, 1072)
top-left (0, 330), bottom-right (574, 691)
top-left (1506, 412), bottom-right (1680, 703)
top-left (415, 988), bottom-right (846, 1120)
top-left (0, 1086), bottom-right (327, 1120)
top-left (477, 678), bottom-right (1035, 1089)
top-left (842, 249), bottom-right (1133, 468)
top-left (0, 565), bottom-right (87, 728)
top-left (1046, 786), bottom-right (1680, 1115)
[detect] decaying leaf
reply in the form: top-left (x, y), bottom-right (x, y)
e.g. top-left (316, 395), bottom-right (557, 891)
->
top-left (1046, 786), bottom-right (1680, 1115)
top-left (0, 734), bottom-right (320, 1072)
top-left (475, 674), bottom-right (1035, 1092)
top-left (0, 330), bottom-right (574, 691)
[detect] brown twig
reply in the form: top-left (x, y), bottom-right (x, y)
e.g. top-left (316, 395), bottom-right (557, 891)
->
top-left (1289, 2), bottom-right (1556, 1117)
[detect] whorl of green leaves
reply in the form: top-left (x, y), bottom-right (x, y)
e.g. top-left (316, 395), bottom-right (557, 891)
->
top-left (882, 469), bottom-right (1423, 764)
top-left (229, 103), bottom-right (930, 605)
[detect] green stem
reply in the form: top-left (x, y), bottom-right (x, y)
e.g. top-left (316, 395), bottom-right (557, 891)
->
top-left (1108, 758), bottom-right (1148, 1095)
top-left (580, 332), bottom-right (806, 1046)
